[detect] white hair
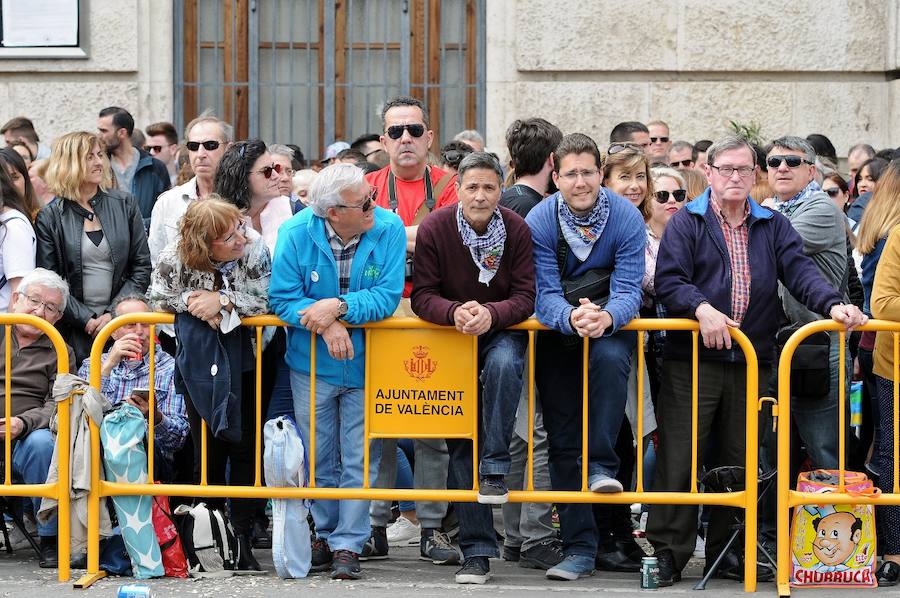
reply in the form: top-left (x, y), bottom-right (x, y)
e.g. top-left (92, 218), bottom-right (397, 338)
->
top-left (292, 169), bottom-right (318, 190)
top-left (268, 143), bottom-right (294, 159)
top-left (308, 163), bottom-right (366, 217)
top-left (650, 166), bottom-right (686, 189)
top-left (18, 268), bottom-right (69, 311)
top-left (454, 129), bottom-right (485, 146)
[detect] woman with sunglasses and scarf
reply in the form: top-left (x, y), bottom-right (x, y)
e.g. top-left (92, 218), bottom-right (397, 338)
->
top-left (35, 131), bottom-right (151, 363)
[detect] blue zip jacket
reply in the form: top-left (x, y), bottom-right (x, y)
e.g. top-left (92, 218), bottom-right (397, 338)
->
top-left (269, 206), bottom-right (406, 388)
top-left (655, 189), bottom-right (844, 364)
top-left (524, 191), bottom-right (645, 335)
top-left (132, 149), bottom-right (170, 229)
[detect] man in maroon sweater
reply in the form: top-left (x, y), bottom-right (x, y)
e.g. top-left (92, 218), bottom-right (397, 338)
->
top-left (411, 152), bottom-right (536, 585)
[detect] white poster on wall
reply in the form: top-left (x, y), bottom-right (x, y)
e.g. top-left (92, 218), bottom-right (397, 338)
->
top-left (2, 0), bottom-right (78, 47)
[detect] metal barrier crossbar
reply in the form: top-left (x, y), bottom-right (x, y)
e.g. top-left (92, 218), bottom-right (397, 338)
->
top-left (74, 313), bottom-right (761, 591)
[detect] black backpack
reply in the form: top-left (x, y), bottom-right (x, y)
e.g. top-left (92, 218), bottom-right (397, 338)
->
top-left (173, 502), bottom-right (240, 576)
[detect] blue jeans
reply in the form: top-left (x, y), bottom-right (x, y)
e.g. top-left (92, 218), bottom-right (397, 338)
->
top-left (290, 370), bottom-right (381, 553)
top-left (396, 440), bottom-right (415, 513)
top-left (12, 428), bottom-right (56, 537)
top-left (535, 329), bottom-right (634, 557)
top-left (266, 355), bottom-right (295, 421)
top-left (448, 330), bottom-right (527, 559)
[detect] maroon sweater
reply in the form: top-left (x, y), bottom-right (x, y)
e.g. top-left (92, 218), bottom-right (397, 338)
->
top-left (411, 205), bottom-right (536, 329)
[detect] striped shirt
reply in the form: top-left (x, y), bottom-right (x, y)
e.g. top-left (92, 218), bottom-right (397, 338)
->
top-left (325, 221), bottom-right (360, 295)
top-left (710, 195), bottom-right (752, 324)
top-left (78, 347), bottom-right (189, 461)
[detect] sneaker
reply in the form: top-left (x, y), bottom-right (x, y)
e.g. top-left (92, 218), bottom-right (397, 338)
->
top-left (519, 540), bottom-right (565, 570)
top-left (360, 526), bottom-right (389, 560)
top-left (477, 476), bottom-right (509, 504)
top-left (331, 549), bottom-right (361, 580)
top-left (546, 553), bottom-right (595, 581)
top-left (588, 474), bottom-right (624, 493)
top-left (311, 537), bottom-right (333, 572)
top-left (455, 557), bottom-right (491, 584)
top-left (386, 515), bottom-right (421, 546)
top-left (419, 528), bottom-right (461, 565)
top-left (502, 544), bottom-right (521, 562)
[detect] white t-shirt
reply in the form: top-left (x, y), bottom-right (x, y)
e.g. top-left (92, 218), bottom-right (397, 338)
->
top-left (0, 208), bottom-right (36, 311)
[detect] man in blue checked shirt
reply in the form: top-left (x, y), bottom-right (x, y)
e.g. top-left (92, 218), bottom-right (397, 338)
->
top-left (78, 295), bottom-right (188, 481)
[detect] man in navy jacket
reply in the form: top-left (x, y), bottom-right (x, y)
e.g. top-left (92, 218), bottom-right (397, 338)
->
top-left (646, 135), bottom-right (867, 586)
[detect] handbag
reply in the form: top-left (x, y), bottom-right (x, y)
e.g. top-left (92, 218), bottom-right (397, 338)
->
top-left (555, 214), bottom-right (611, 308)
top-left (776, 325), bottom-right (831, 400)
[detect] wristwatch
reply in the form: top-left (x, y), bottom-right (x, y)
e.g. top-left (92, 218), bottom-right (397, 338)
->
top-left (219, 291), bottom-right (230, 307)
top-left (336, 297), bottom-right (349, 319)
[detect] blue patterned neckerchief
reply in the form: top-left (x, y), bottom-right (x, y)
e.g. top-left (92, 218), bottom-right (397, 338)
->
top-left (456, 205), bottom-right (506, 286)
top-left (776, 180), bottom-right (821, 218)
top-left (557, 189), bottom-right (610, 261)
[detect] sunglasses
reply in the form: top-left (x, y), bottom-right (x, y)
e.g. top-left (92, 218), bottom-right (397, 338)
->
top-left (766, 155), bottom-right (813, 169)
top-left (824, 188), bottom-right (843, 198)
top-left (385, 124), bottom-right (426, 140)
top-left (255, 163), bottom-right (284, 179)
top-left (186, 140), bottom-right (221, 152)
top-left (650, 136), bottom-right (670, 143)
top-left (670, 159), bottom-right (693, 168)
top-left (336, 187), bottom-right (378, 212)
top-left (655, 189), bottom-right (687, 203)
top-left (144, 145), bottom-right (166, 153)
top-left (608, 143), bottom-right (644, 155)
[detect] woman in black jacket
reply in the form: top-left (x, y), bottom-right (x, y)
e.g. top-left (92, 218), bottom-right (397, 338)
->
top-left (35, 131), bottom-right (151, 362)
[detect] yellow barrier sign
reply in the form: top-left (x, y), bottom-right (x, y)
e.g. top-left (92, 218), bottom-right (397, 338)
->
top-left (368, 328), bottom-right (476, 437)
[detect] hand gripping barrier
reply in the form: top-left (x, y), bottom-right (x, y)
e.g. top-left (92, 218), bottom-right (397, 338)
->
top-left (776, 320), bottom-right (900, 596)
top-left (0, 314), bottom-right (71, 582)
top-left (75, 313), bottom-right (762, 591)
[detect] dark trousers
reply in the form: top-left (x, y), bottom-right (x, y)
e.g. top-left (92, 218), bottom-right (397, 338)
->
top-left (535, 329), bottom-right (634, 557)
top-left (593, 417), bottom-right (638, 546)
top-left (646, 359), bottom-right (770, 570)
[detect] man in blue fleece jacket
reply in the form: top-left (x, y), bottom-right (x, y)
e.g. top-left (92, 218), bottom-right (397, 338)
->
top-left (269, 163), bottom-right (406, 581)
top-left (524, 133), bottom-right (645, 581)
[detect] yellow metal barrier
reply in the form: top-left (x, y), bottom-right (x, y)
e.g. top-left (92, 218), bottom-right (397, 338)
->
top-left (76, 313), bottom-right (762, 591)
top-left (1, 313), bottom-right (71, 582)
top-left (775, 320), bottom-right (898, 597)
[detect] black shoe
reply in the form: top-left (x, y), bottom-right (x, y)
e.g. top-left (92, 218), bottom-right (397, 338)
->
top-left (250, 517), bottom-right (272, 549)
top-left (477, 476), bottom-right (509, 504)
top-left (877, 561), bottom-right (900, 587)
top-left (704, 550), bottom-right (773, 582)
top-left (360, 526), bottom-right (389, 561)
top-left (38, 536), bottom-right (58, 569)
top-left (502, 544), bottom-right (520, 562)
top-left (236, 535), bottom-right (262, 572)
top-left (331, 549), bottom-right (361, 580)
top-left (519, 540), bottom-right (565, 570)
top-left (69, 553), bottom-right (87, 570)
top-left (311, 537), bottom-right (333, 572)
top-left (655, 549), bottom-right (682, 587)
top-left (419, 528), bottom-right (461, 565)
top-left (455, 556), bottom-right (491, 584)
top-left (596, 546), bottom-right (641, 573)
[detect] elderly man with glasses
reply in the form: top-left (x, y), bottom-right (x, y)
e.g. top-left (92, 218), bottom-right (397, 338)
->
top-left (1, 268), bottom-right (75, 568)
top-left (269, 162), bottom-right (405, 581)
top-left (647, 135), bottom-right (866, 586)
top-left (524, 132), bottom-right (645, 582)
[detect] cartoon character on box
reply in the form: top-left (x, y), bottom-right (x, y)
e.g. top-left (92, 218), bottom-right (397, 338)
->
top-left (810, 510), bottom-right (862, 572)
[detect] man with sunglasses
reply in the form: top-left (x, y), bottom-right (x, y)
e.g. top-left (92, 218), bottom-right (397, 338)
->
top-left (364, 96), bottom-right (460, 567)
top-left (668, 140), bottom-right (697, 170)
top-left (148, 113), bottom-right (232, 267)
top-left (646, 120), bottom-right (672, 166)
top-left (609, 121), bottom-right (651, 155)
top-left (270, 163), bottom-right (405, 580)
top-left (648, 135), bottom-right (866, 586)
top-left (144, 121), bottom-right (180, 185)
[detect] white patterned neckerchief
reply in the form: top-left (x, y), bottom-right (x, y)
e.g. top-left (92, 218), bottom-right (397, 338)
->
top-left (557, 189), bottom-right (610, 261)
top-left (456, 205), bottom-right (506, 286)
top-left (776, 180), bottom-right (821, 218)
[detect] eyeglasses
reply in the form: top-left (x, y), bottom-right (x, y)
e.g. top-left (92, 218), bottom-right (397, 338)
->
top-left (255, 163), bottom-right (284, 179)
top-left (766, 155), bottom-right (813, 169)
top-left (558, 168), bottom-right (601, 182)
top-left (281, 167), bottom-right (295, 178)
top-left (650, 136), bottom-right (670, 143)
top-left (670, 159), bottom-right (694, 168)
top-left (21, 294), bottom-right (61, 317)
top-left (709, 164), bottom-right (755, 178)
top-left (337, 187), bottom-right (378, 212)
top-left (214, 221), bottom-right (248, 245)
top-left (655, 189), bottom-right (687, 203)
top-left (186, 140), bottom-right (221, 152)
top-left (144, 144), bottom-right (171, 154)
top-left (824, 188), bottom-right (843, 198)
top-left (385, 124), bottom-right (426, 140)
top-left (608, 143), bottom-right (644, 155)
